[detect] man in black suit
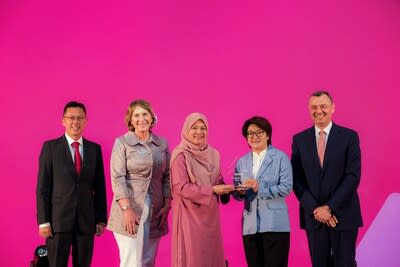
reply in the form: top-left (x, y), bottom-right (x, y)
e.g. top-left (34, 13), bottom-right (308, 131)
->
top-left (36, 101), bottom-right (107, 267)
top-left (291, 91), bottom-right (362, 267)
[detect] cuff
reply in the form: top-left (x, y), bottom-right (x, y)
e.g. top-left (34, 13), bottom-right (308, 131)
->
top-left (39, 222), bottom-right (51, 228)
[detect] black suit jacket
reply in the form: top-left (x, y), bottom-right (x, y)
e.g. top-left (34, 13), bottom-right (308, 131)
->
top-left (291, 123), bottom-right (363, 231)
top-left (36, 135), bottom-right (107, 234)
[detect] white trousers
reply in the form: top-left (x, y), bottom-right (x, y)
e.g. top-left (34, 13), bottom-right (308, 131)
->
top-left (114, 194), bottom-right (161, 267)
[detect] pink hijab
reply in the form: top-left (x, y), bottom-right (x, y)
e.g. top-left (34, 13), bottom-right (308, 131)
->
top-left (170, 112), bottom-right (221, 185)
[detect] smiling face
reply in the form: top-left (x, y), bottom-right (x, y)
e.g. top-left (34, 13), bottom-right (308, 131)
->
top-left (131, 105), bottom-right (153, 135)
top-left (308, 94), bottom-right (335, 129)
top-left (247, 123), bottom-right (269, 153)
top-left (188, 119), bottom-right (208, 147)
top-left (62, 107), bottom-right (87, 140)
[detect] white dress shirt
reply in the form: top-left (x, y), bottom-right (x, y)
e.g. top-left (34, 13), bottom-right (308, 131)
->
top-left (252, 148), bottom-right (267, 178)
top-left (314, 121), bottom-right (333, 148)
top-left (65, 133), bottom-right (84, 162)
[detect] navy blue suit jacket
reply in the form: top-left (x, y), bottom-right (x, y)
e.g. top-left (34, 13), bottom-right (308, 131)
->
top-left (291, 123), bottom-right (363, 231)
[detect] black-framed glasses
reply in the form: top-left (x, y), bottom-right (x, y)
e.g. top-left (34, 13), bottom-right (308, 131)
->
top-left (64, 116), bottom-right (86, 122)
top-left (247, 130), bottom-right (265, 138)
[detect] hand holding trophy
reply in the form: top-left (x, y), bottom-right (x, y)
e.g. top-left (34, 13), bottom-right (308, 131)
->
top-left (234, 173), bottom-right (249, 194)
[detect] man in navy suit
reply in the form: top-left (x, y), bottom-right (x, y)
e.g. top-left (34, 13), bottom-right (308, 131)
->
top-left (36, 101), bottom-right (107, 267)
top-left (291, 91), bottom-right (362, 267)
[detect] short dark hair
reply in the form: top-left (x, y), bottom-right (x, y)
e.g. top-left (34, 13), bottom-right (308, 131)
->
top-left (242, 116), bottom-right (272, 146)
top-left (311, 90), bottom-right (333, 103)
top-left (63, 101), bottom-right (86, 115)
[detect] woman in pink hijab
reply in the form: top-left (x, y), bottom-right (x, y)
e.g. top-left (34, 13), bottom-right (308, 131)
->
top-left (170, 112), bottom-right (234, 267)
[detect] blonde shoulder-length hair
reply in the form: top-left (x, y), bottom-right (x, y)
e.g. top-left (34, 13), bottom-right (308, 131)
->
top-left (125, 99), bottom-right (157, 131)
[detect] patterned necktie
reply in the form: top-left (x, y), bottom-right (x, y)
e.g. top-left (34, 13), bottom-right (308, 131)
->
top-left (71, 142), bottom-right (82, 175)
top-left (318, 130), bottom-right (326, 167)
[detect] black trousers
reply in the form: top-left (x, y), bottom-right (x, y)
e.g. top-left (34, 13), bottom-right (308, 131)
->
top-left (306, 227), bottom-right (358, 267)
top-left (242, 232), bottom-right (290, 267)
top-left (46, 228), bottom-right (94, 267)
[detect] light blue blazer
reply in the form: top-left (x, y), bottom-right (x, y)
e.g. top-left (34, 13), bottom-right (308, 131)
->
top-left (234, 145), bottom-right (293, 235)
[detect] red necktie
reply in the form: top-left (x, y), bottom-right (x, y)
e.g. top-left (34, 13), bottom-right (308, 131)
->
top-left (71, 142), bottom-right (82, 175)
top-left (317, 131), bottom-right (326, 167)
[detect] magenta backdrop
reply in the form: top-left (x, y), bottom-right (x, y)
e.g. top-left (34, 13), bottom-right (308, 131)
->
top-left (1, 0), bottom-right (399, 266)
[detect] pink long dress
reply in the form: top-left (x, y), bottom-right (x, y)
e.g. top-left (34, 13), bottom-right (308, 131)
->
top-left (171, 153), bottom-right (226, 267)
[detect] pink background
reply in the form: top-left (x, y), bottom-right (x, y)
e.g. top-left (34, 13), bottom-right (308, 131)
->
top-left (0, 0), bottom-right (399, 266)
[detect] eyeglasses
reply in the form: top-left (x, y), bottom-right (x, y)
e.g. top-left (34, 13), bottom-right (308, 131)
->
top-left (64, 116), bottom-right (86, 122)
top-left (247, 130), bottom-right (265, 138)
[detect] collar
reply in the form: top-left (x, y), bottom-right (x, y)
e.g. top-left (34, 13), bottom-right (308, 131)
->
top-left (252, 147), bottom-right (267, 159)
top-left (65, 133), bottom-right (83, 146)
top-left (124, 131), bottom-right (160, 146)
top-left (314, 121), bottom-right (333, 137)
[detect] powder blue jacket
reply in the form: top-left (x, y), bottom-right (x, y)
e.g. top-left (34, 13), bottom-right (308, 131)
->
top-left (234, 145), bottom-right (293, 235)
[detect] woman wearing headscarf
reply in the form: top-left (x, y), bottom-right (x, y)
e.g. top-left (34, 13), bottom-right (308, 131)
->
top-left (170, 112), bottom-right (234, 267)
top-left (107, 100), bottom-right (171, 267)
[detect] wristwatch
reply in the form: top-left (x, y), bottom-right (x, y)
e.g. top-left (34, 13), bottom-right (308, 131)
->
top-left (121, 205), bottom-right (131, 211)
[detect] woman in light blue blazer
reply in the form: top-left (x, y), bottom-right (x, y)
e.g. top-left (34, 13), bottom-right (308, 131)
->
top-left (233, 116), bottom-right (292, 267)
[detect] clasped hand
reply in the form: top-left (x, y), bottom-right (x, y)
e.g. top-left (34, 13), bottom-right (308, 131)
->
top-left (313, 205), bottom-right (339, 228)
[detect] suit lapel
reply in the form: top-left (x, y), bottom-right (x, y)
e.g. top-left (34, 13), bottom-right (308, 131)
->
top-left (80, 138), bottom-right (93, 178)
top-left (305, 127), bottom-right (321, 171)
top-left (322, 123), bottom-right (339, 173)
top-left (60, 135), bottom-right (78, 179)
top-left (243, 153), bottom-right (253, 178)
top-left (256, 152), bottom-right (273, 180)
top-left (303, 127), bottom-right (323, 197)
